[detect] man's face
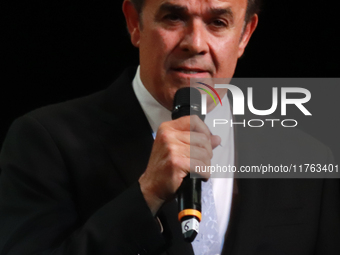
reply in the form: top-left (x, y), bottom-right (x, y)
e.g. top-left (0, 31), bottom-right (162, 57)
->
top-left (124, 0), bottom-right (257, 110)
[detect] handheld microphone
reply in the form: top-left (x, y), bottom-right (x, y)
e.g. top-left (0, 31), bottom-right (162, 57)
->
top-left (172, 87), bottom-right (205, 242)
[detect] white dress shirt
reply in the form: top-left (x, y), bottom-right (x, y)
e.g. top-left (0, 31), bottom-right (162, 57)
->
top-left (132, 66), bottom-right (234, 251)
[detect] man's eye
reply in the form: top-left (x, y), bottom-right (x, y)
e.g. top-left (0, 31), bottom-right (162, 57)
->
top-left (211, 19), bottom-right (228, 28)
top-left (164, 14), bottom-right (181, 22)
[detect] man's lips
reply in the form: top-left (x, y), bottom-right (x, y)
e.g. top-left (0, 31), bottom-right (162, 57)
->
top-left (172, 67), bottom-right (208, 72)
top-left (170, 67), bottom-right (211, 75)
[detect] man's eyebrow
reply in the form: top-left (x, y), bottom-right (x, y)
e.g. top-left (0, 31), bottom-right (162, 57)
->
top-left (158, 3), bottom-right (188, 15)
top-left (209, 7), bottom-right (233, 17)
top-left (156, 4), bottom-right (234, 21)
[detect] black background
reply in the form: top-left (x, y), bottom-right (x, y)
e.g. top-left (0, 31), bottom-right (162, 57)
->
top-left (2, 1), bottom-right (340, 161)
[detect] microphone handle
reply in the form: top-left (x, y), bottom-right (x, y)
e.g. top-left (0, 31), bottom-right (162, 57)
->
top-left (178, 176), bottom-right (202, 242)
top-left (171, 87), bottom-right (204, 242)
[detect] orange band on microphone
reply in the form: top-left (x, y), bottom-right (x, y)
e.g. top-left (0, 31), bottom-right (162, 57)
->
top-left (178, 209), bottom-right (202, 222)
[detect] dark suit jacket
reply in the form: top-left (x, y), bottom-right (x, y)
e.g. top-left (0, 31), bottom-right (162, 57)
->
top-left (0, 67), bottom-right (339, 255)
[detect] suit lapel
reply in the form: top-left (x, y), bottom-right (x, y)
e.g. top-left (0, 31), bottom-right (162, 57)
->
top-left (89, 67), bottom-right (154, 186)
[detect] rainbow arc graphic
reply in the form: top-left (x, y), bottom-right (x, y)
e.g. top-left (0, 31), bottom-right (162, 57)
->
top-left (196, 82), bottom-right (222, 106)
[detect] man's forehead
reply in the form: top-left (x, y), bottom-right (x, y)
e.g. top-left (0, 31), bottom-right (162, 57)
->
top-left (145, 0), bottom-right (247, 10)
top-left (143, 0), bottom-right (248, 25)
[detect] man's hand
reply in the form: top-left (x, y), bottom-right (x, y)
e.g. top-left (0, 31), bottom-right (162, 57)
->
top-left (139, 115), bottom-right (221, 215)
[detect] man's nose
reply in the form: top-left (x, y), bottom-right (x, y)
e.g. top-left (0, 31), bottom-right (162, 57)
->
top-left (179, 19), bottom-right (209, 55)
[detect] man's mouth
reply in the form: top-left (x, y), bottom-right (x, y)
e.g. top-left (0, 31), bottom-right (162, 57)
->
top-left (177, 70), bottom-right (199, 74)
top-left (172, 68), bottom-right (208, 75)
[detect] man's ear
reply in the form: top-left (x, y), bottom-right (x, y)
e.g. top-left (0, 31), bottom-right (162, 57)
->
top-left (238, 14), bottom-right (258, 58)
top-left (122, 0), bottom-right (141, 48)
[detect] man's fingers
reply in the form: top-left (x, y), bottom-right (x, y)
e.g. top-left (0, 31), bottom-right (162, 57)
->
top-left (189, 115), bottom-right (211, 137)
top-left (178, 158), bottom-right (210, 181)
top-left (176, 132), bottom-right (212, 158)
top-left (142, 115), bottom-right (217, 210)
top-left (189, 158), bottom-right (211, 181)
top-left (211, 135), bottom-right (222, 149)
top-left (176, 131), bottom-right (220, 157)
top-left (190, 145), bottom-right (212, 165)
top-left (171, 115), bottom-right (211, 138)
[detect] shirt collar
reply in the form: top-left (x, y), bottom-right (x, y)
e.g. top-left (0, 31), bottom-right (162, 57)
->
top-left (132, 66), bottom-right (171, 139)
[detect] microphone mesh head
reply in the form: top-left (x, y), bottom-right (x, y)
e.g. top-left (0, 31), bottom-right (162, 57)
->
top-left (172, 87), bottom-right (204, 121)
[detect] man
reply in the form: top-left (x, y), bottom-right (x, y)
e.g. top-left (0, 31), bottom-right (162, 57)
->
top-left (123, 0), bottom-right (258, 218)
top-left (0, 1), bottom-right (339, 255)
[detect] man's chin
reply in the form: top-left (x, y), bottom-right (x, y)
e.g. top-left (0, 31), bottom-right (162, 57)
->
top-left (164, 77), bottom-right (191, 94)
